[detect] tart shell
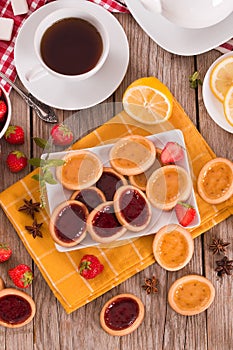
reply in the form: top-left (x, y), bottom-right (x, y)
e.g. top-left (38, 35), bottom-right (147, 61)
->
top-left (197, 157), bottom-right (233, 204)
top-left (100, 293), bottom-right (144, 336)
top-left (152, 224), bottom-right (194, 271)
top-left (0, 288), bottom-right (36, 328)
top-left (0, 277), bottom-right (5, 291)
top-left (49, 200), bottom-right (88, 247)
top-left (109, 135), bottom-right (156, 176)
top-left (56, 150), bottom-right (103, 190)
top-left (168, 275), bottom-right (215, 316)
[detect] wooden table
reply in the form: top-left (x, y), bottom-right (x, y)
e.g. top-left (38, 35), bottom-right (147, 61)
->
top-left (0, 13), bottom-right (233, 350)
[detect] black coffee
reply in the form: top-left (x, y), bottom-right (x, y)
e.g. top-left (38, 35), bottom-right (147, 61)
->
top-left (40, 17), bottom-right (103, 76)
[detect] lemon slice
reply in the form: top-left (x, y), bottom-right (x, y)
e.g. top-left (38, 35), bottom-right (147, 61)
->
top-left (223, 85), bottom-right (233, 126)
top-left (123, 77), bottom-right (173, 124)
top-left (210, 56), bottom-right (233, 102)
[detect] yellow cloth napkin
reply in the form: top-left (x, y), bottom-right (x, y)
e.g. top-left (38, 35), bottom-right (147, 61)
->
top-left (0, 98), bottom-right (232, 313)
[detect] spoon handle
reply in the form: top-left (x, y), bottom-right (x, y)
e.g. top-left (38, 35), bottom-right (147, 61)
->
top-left (0, 72), bottom-right (58, 123)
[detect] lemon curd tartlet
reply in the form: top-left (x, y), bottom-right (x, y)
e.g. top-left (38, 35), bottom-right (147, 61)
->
top-left (56, 150), bottom-right (103, 190)
top-left (197, 157), bottom-right (233, 204)
top-left (153, 224), bottom-right (194, 271)
top-left (100, 293), bottom-right (144, 336)
top-left (109, 135), bottom-right (156, 176)
top-left (146, 165), bottom-right (192, 210)
top-left (168, 275), bottom-right (215, 316)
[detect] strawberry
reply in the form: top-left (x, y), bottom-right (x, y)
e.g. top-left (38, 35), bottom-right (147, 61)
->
top-left (79, 254), bottom-right (104, 279)
top-left (8, 264), bottom-right (33, 289)
top-left (160, 142), bottom-right (184, 164)
top-left (6, 150), bottom-right (28, 173)
top-left (50, 124), bottom-right (74, 146)
top-left (0, 243), bottom-right (12, 263)
top-left (4, 125), bottom-right (25, 145)
top-left (175, 202), bottom-right (196, 227)
top-left (0, 100), bottom-right (7, 122)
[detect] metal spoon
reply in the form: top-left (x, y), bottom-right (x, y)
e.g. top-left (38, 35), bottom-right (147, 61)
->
top-left (0, 71), bottom-right (58, 123)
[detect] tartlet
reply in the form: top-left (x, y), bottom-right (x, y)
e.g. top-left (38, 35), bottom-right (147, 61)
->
top-left (0, 277), bottom-right (5, 291)
top-left (128, 153), bottom-right (162, 191)
top-left (49, 200), bottom-right (88, 247)
top-left (95, 167), bottom-right (128, 200)
top-left (70, 187), bottom-right (106, 213)
top-left (100, 293), bottom-right (144, 336)
top-left (168, 275), bottom-right (215, 316)
top-left (114, 185), bottom-right (152, 232)
top-left (87, 201), bottom-right (127, 243)
top-left (197, 157), bottom-right (233, 204)
top-left (0, 288), bottom-right (36, 328)
top-left (56, 150), bottom-right (103, 190)
top-left (146, 165), bottom-right (192, 210)
top-left (109, 135), bottom-right (156, 176)
top-left (152, 224), bottom-right (194, 271)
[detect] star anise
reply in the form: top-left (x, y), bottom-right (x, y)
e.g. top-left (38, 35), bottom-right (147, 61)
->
top-left (18, 198), bottom-right (41, 219)
top-left (25, 219), bottom-right (43, 238)
top-left (215, 256), bottom-right (233, 278)
top-left (142, 276), bottom-right (159, 294)
top-left (209, 238), bottom-right (230, 255)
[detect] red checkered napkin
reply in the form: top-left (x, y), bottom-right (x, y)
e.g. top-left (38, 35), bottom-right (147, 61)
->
top-left (0, 0), bottom-right (128, 93)
top-left (0, 0), bottom-right (48, 92)
top-left (216, 39), bottom-right (233, 54)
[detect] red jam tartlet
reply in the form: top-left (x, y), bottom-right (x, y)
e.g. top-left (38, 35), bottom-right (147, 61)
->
top-left (100, 293), bottom-right (144, 336)
top-left (114, 185), bottom-right (152, 232)
top-left (70, 186), bottom-right (106, 213)
top-left (197, 157), bottom-right (233, 204)
top-left (56, 150), bottom-right (103, 190)
top-left (168, 275), bottom-right (215, 316)
top-left (146, 165), bottom-right (192, 210)
top-left (49, 200), bottom-right (88, 247)
top-left (87, 201), bottom-right (127, 243)
top-left (95, 167), bottom-right (128, 201)
top-left (109, 135), bottom-right (156, 176)
top-left (152, 224), bottom-right (194, 271)
top-left (0, 288), bottom-right (36, 328)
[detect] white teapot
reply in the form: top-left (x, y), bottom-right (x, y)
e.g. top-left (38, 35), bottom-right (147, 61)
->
top-left (140, 0), bottom-right (233, 28)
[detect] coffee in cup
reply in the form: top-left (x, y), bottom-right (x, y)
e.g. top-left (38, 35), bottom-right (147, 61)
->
top-left (26, 7), bottom-right (109, 82)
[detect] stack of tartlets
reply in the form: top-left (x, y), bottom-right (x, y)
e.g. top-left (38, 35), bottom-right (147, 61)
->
top-left (49, 134), bottom-right (194, 248)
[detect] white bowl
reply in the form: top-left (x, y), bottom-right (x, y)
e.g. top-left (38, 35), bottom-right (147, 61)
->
top-left (0, 84), bottom-right (11, 139)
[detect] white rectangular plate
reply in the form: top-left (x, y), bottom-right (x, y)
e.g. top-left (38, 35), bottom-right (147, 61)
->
top-left (42, 129), bottom-right (200, 252)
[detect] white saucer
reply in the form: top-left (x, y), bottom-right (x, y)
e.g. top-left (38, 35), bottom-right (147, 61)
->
top-left (203, 52), bottom-right (233, 134)
top-left (125, 0), bottom-right (233, 56)
top-left (14, 0), bottom-right (129, 110)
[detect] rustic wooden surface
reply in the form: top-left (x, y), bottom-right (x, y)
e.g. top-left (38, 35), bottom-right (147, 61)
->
top-left (0, 12), bottom-right (233, 350)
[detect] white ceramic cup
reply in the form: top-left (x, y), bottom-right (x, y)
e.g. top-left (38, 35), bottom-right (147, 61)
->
top-left (140, 0), bottom-right (233, 29)
top-left (0, 84), bottom-right (11, 139)
top-left (25, 7), bottom-right (110, 82)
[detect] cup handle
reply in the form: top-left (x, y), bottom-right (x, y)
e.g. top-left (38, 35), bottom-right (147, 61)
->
top-left (25, 64), bottom-right (48, 82)
top-left (140, 0), bottom-right (162, 13)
